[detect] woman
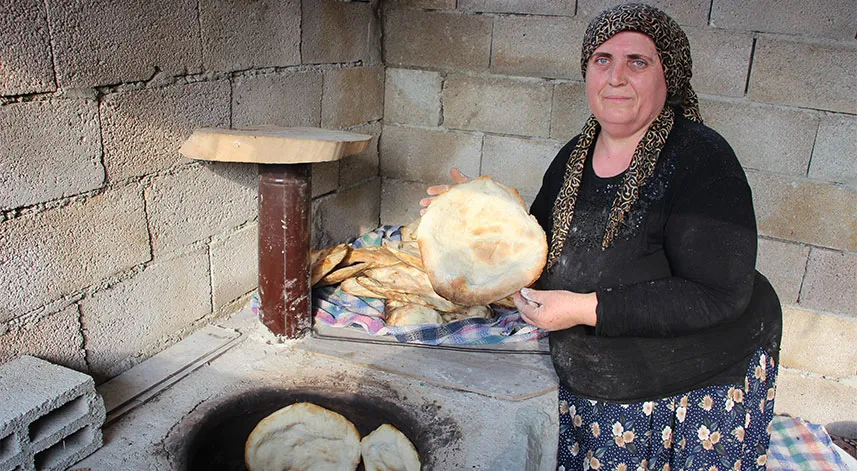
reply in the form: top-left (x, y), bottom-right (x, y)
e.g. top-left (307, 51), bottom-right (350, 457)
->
top-left (426, 3), bottom-right (781, 470)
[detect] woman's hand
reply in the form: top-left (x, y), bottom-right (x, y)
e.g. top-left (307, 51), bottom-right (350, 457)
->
top-left (513, 288), bottom-right (598, 331)
top-left (419, 167), bottom-right (472, 215)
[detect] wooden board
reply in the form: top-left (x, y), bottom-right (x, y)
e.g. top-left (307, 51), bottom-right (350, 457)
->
top-left (179, 126), bottom-right (372, 164)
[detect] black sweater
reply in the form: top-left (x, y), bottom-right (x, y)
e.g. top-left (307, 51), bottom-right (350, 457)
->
top-left (530, 115), bottom-right (782, 403)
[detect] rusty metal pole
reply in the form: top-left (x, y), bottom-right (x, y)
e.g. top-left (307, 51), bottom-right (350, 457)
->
top-left (257, 163), bottom-right (311, 338)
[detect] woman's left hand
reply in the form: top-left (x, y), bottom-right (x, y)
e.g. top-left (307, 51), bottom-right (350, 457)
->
top-left (513, 288), bottom-right (598, 331)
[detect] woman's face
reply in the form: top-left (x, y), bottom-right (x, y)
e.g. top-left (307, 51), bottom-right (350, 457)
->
top-left (585, 31), bottom-right (668, 137)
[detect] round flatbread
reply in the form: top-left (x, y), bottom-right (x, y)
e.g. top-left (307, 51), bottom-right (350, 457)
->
top-left (417, 176), bottom-right (547, 306)
top-left (361, 424), bottom-right (421, 471)
top-left (245, 402), bottom-right (361, 471)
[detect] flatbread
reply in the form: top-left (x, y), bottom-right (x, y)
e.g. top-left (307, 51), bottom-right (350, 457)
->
top-left (385, 302), bottom-right (443, 326)
top-left (245, 402), bottom-right (361, 471)
top-left (311, 244), bottom-right (349, 286)
top-left (361, 424), bottom-right (421, 471)
top-left (417, 176), bottom-right (547, 306)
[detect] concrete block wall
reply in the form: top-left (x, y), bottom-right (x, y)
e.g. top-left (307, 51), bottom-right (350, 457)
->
top-left (0, 0), bottom-right (383, 381)
top-left (379, 0), bottom-right (857, 434)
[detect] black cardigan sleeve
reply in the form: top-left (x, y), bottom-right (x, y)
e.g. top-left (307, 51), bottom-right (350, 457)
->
top-left (595, 163), bottom-right (758, 338)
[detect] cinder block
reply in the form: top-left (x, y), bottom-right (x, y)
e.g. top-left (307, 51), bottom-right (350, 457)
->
top-left (231, 71), bottom-right (322, 128)
top-left (200, 0), bottom-right (300, 72)
top-left (774, 368), bottom-right (857, 436)
top-left (799, 247), bottom-right (857, 317)
top-left (0, 100), bottom-right (102, 210)
top-left (458, 0), bottom-right (574, 15)
top-left (384, 68), bottom-right (442, 127)
top-left (49, 0), bottom-right (200, 88)
top-left (380, 178), bottom-right (426, 227)
top-left (550, 82), bottom-right (590, 141)
top-left (491, 16), bottom-right (586, 80)
top-left (0, 355), bottom-right (105, 471)
top-left (711, 0), bottom-right (857, 40)
top-left (809, 114), bottom-right (857, 188)
top-left (379, 125), bottom-right (481, 183)
top-left (101, 81), bottom-right (230, 182)
top-left (684, 27), bottom-right (753, 98)
top-left (383, 8), bottom-right (492, 70)
top-left (302, 0), bottom-right (381, 65)
top-left (0, 185), bottom-right (150, 322)
top-left (577, 0), bottom-right (710, 26)
top-left (312, 161), bottom-right (339, 198)
top-left (748, 37), bottom-right (857, 114)
top-left (781, 306), bottom-right (857, 378)
top-left (389, 0), bottom-right (455, 8)
top-left (747, 172), bottom-right (857, 253)
top-left (481, 135), bottom-right (564, 207)
top-left (702, 98), bottom-right (817, 177)
top-left (145, 163), bottom-right (257, 256)
top-left (756, 238), bottom-right (809, 305)
top-left (339, 121), bottom-right (381, 188)
top-left (444, 74), bottom-right (552, 137)
top-left (311, 179), bottom-right (381, 249)
top-left (80, 247), bottom-right (210, 379)
top-left (321, 66), bottom-right (384, 128)
top-left (210, 223), bottom-right (258, 312)
top-left (0, 0), bottom-right (55, 95)
top-left (0, 305), bottom-right (86, 372)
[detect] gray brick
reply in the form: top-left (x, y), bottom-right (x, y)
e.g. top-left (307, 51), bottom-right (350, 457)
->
top-left (444, 74), bottom-right (552, 137)
top-left (0, 356), bottom-right (104, 471)
top-left (384, 68), bottom-right (442, 127)
top-left (747, 172), bottom-right (857, 253)
top-left (577, 0), bottom-right (710, 26)
top-left (0, 0), bottom-right (54, 95)
top-left (756, 238), bottom-right (809, 305)
top-left (491, 16), bottom-right (586, 80)
top-left (458, 0), bottom-right (574, 15)
top-left (49, 0), bottom-right (201, 88)
top-left (311, 179), bottom-right (381, 249)
top-left (145, 163), bottom-right (257, 256)
top-left (0, 100), bottom-right (102, 210)
top-left (81, 247), bottom-right (210, 378)
top-left (101, 81), bottom-right (229, 182)
top-left (340, 121), bottom-right (381, 188)
top-left (231, 71), bottom-right (322, 128)
top-left (312, 161), bottom-right (339, 198)
top-left (384, 9), bottom-right (492, 70)
top-left (702, 98), bottom-right (818, 176)
top-left (379, 125), bottom-right (481, 183)
top-left (389, 0), bottom-right (456, 8)
top-left (775, 369), bottom-right (857, 436)
top-left (321, 66), bottom-right (384, 128)
top-left (684, 27), bottom-right (753, 98)
top-left (550, 82), bottom-right (591, 141)
top-left (101, 81), bottom-right (230, 182)
top-left (302, 0), bottom-right (381, 65)
top-left (809, 113), bottom-right (857, 188)
top-left (380, 178), bottom-right (427, 227)
top-left (800, 248), bottom-right (857, 317)
top-left (781, 306), bottom-right (857, 378)
top-left (200, 0), bottom-right (300, 72)
top-left (210, 224), bottom-right (257, 312)
top-left (0, 305), bottom-right (86, 372)
top-left (0, 184), bottom-right (150, 321)
top-left (481, 136), bottom-right (563, 207)
top-left (711, 0), bottom-right (857, 40)
top-left (748, 37), bottom-right (857, 114)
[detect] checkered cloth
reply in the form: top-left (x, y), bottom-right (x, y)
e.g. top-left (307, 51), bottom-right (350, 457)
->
top-left (768, 415), bottom-right (849, 470)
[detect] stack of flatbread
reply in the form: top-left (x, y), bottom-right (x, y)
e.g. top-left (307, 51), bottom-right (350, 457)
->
top-left (245, 402), bottom-right (420, 471)
top-left (310, 175), bottom-right (547, 326)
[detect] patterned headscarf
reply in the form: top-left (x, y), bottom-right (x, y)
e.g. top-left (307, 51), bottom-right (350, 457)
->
top-left (546, 3), bottom-right (702, 268)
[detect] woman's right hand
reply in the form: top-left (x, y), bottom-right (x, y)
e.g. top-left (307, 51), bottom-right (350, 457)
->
top-left (419, 167), bottom-right (472, 215)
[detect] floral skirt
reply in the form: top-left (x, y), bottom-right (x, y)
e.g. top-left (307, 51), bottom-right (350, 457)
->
top-left (557, 348), bottom-right (778, 471)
